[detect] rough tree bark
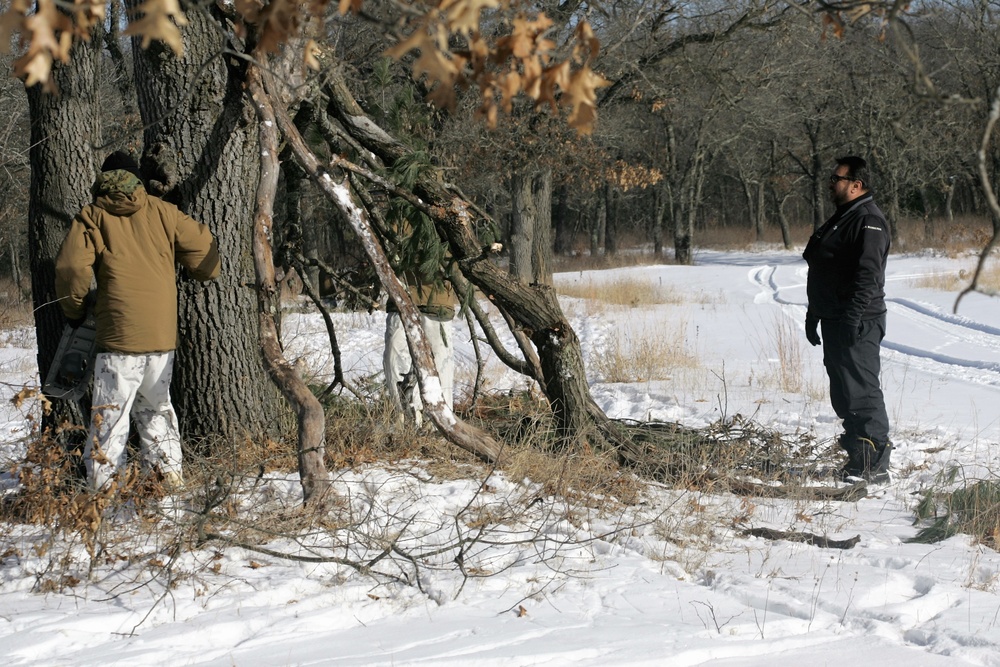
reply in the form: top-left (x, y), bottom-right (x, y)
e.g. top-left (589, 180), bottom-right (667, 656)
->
top-left (675, 149), bottom-right (705, 266)
top-left (530, 169), bottom-right (552, 286)
top-left (128, 6), bottom-right (286, 445)
top-left (509, 172), bottom-right (536, 284)
top-left (553, 183), bottom-right (572, 256)
top-left (509, 169), bottom-right (553, 285)
top-left (26, 34), bottom-right (101, 433)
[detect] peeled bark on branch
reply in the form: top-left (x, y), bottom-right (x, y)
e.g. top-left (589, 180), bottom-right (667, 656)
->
top-left (248, 63), bottom-right (331, 504)
top-left (265, 72), bottom-right (503, 464)
top-left (320, 69), bottom-right (616, 450)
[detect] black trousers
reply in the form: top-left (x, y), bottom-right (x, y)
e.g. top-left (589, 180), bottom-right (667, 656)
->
top-left (821, 314), bottom-right (890, 444)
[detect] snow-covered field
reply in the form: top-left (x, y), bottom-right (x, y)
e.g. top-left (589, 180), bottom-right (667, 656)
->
top-left (4, 248), bottom-right (1000, 666)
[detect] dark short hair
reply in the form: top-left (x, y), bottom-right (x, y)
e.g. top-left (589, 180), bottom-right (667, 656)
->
top-left (835, 155), bottom-right (871, 191)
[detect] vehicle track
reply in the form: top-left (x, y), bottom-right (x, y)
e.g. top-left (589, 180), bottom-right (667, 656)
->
top-left (750, 264), bottom-right (1000, 387)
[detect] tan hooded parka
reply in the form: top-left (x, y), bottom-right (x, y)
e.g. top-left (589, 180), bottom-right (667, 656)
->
top-left (55, 170), bottom-right (220, 354)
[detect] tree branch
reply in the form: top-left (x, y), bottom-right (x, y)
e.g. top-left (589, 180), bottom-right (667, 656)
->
top-left (955, 83), bottom-right (1000, 312)
top-left (264, 70), bottom-right (504, 464)
top-left (247, 58), bottom-right (332, 505)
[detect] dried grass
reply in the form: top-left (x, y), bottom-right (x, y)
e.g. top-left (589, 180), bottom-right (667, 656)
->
top-left (772, 314), bottom-right (804, 394)
top-left (590, 325), bottom-right (698, 384)
top-left (556, 277), bottom-right (686, 307)
top-left (0, 279), bottom-right (33, 348)
top-left (909, 263), bottom-right (1000, 293)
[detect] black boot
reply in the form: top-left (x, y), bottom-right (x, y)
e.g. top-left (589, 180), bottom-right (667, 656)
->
top-left (860, 438), bottom-right (892, 484)
top-left (837, 433), bottom-right (864, 479)
top-left (840, 436), bottom-right (891, 484)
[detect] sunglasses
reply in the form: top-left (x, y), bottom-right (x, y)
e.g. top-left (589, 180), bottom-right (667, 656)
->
top-left (829, 174), bottom-right (858, 184)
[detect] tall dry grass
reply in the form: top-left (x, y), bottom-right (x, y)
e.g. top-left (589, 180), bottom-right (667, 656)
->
top-left (590, 325), bottom-right (698, 384)
top-left (0, 278), bottom-right (33, 338)
top-left (771, 314), bottom-right (804, 394)
top-left (909, 263), bottom-right (1000, 293)
top-left (556, 277), bottom-right (722, 308)
top-left (893, 215), bottom-right (995, 256)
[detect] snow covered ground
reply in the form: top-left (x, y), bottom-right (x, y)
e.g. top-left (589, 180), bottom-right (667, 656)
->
top-left (4, 248), bottom-right (1000, 666)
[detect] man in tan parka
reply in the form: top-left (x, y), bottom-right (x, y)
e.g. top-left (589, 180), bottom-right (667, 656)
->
top-left (55, 151), bottom-right (220, 491)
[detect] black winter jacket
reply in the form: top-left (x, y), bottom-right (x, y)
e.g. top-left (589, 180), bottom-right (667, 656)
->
top-left (803, 193), bottom-right (890, 324)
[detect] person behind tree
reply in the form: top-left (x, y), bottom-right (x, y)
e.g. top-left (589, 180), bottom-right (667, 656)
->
top-left (803, 155), bottom-right (892, 482)
top-left (55, 151), bottom-right (220, 492)
top-left (383, 212), bottom-right (457, 427)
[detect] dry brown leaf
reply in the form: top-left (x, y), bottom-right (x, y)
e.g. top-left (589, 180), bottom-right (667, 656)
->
top-left (517, 605), bottom-right (528, 617)
top-left (256, 0), bottom-right (301, 54)
top-left (412, 44), bottom-right (461, 88)
top-left (564, 65), bottom-right (609, 135)
top-left (498, 71), bottom-right (520, 113)
top-left (442, 0), bottom-right (500, 37)
top-left (124, 0), bottom-right (189, 56)
top-left (537, 61), bottom-right (569, 112)
top-left (0, 0), bottom-right (31, 55)
top-left (572, 21), bottom-right (599, 62)
top-left (71, 0), bottom-right (107, 36)
top-left (11, 387), bottom-right (37, 409)
top-left (235, 0), bottom-right (264, 23)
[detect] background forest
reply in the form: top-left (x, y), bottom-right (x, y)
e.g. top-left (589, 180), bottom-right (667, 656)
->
top-left (2, 1), bottom-right (997, 281)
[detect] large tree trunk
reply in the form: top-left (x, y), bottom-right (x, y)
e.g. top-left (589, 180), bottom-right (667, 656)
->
top-left (26, 35), bottom-right (101, 432)
top-left (604, 183), bottom-right (618, 257)
top-left (129, 6), bottom-right (286, 445)
top-left (553, 183), bottom-right (572, 256)
top-left (675, 150), bottom-right (704, 266)
top-left (807, 124), bottom-right (825, 231)
top-left (653, 183), bottom-right (668, 259)
top-left (509, 169), bottom-right (553, 285)
top-left (509, 172), bottom-right (535, 284)
top-left (590, 199), bottom-right (603, 257)
top-left (531, 169), bottom-right (552, 286)
top-left (775, 191), bottom-right (793, 250)
top-left (944, 176), bottom-right (956, 222)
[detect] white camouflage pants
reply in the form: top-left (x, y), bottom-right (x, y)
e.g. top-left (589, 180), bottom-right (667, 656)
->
top-left (383, 312), bottom-right (454, 427)
top-left (86, 351), bottom-right (182, 490)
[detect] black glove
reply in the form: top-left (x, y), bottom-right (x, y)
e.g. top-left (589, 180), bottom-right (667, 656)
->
top-left (67, 315), bottom-right (86, 330)
top-left (805, 314), bottom-right (821, 346)
top-left (839, 320), bottom-right (861, 347)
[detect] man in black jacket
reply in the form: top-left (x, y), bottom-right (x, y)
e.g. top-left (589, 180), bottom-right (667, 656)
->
top-left (803, 156), bottom-right (891, 482)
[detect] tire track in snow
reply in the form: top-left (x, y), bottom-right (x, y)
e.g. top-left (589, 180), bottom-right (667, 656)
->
top-left (882, 298), bottom-right (1000, 381)
top-left (749, 264), bottom-right (1000, 387)
top-left (749, 264), bottom-right (804, 307)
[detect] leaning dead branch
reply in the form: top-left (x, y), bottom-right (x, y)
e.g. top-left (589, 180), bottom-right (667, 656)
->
top-left (955, 83), bottom-right (1000, 312)
top-left (264, 71), bottom-right (503, 464)
top-left (248, 59), bottom-right (331, 504)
